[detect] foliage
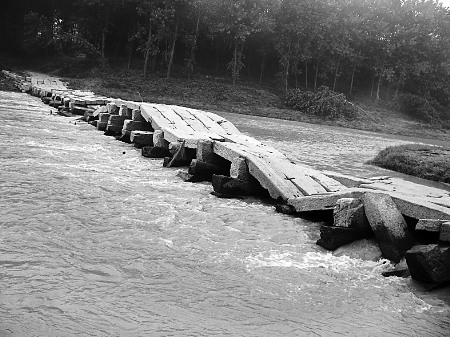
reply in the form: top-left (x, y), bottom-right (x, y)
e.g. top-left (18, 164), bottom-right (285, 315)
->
top-left (2, 0), bottom-right (450, 113)
top-left (395, 93), bottom-right (443, 123)
top-left (370, 144), bottom-right (450, 183)
top-left (284, 86), bottom-right (357, 119)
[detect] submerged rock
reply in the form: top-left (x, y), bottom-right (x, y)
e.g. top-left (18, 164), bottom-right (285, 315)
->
top-left (332, 239), bottom-right (382, 261)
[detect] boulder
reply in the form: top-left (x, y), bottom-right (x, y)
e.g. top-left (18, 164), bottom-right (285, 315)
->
top-left (363, 192), bottom-right (414, 263)
top-left (316, 225), bottom-right (364, 251)
top-left (332, 239), bottom-right (382, 261)
top-left (406, 244), bottom-right (450, 284)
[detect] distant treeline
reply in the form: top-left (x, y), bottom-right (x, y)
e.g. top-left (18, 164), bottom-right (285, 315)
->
top-left (1, 0), bottom-right (450, 115)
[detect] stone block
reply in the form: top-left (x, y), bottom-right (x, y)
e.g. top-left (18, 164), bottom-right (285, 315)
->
top-left (316, 225), bottom-right (364, 251)
top-left (98, 113), bottom-right (110, 123)
top-left (287, 190), bottom-right (365, 212)
top-left (197, 140), bottom-right (215, 163)
top-left (130, 131), bottom-right (153, 146)
top-left (141, 146), bottom-right (170, 158)
top-left (230, 157), bottom-right (250, 180)
top-left (107, 103), bottom-right (119, 114)
top-left (108, 115), bottom-right (127, 126)
top-left (119, 104), bottom-right (132, 118)
top-left (363, 192), bottom-right (414, 263)
top-left (439, 222), bottom-right (450, 243)
top-left (416, 219), bottom-right (448, 232)
top-left (406, 244), bottom-right (450, 284)
top-left (96, 122), bottom-right (107, 131)
top-left (153, 130), bottom-right (169, 149)
top-left (132, 109), bottom-right (144, 122)
top-left (212, 174), bottom-right (251, 196)
top-left (334, 198), bottom-right (372, 236)
top-left (188, 159), bottom-right (228, 179)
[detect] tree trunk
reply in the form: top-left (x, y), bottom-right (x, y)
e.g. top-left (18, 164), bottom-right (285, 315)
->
top-left (314, 60), bottom-right (319, 90)
top-left (259, 51), bottom-right (266, 84)
top-left (333, 56), bottom-right (340, 92)
top-left (101, 6), bottom-right (110, 61)
top-left (166, 18), bottom-right (179, 79)
top-left (232, 41), bottom-right (238, 85)
top-left (216, 38), bottom-right (219, 75)
top-left (370, 74), bottom-right (376, 98)
top-left (187, 8), bottom-right (201, 80)
top-left (305, 63), bottom-right (308, 89)
top-left (349, 65), bottom-right (356, 96)
top-left (376, 73), bottom-right (382, 100)
top-left (143, 20), bottom-right (152, 78)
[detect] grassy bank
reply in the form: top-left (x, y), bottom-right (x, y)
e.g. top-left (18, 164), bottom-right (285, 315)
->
top-left (63, 67), bottom-right (450, 142)
top-left (369, 144), bottom-right (450, 183)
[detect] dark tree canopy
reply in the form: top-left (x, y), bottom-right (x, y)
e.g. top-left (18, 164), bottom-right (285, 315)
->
top-left (1, 0), bottom-right (450, 120)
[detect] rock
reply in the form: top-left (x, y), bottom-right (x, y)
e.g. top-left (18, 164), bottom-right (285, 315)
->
top-left (363, 192), bottom-right (414, 263)
top-left (107, 103), bottom-right (119, 114)
top-left (416, 219), bottom-right (448, 232)
top-left (130, 131), bottom-right (154, 146)
top-left (275, 204), bottom-right (296, 215)
top-left (230, 157), bottom-right (250, 180)
top-left (188, 160), bottom-right (228, 179)
top-left (196, 140), bottom-right (215, 163)
top-left (440, 222), bottom-right (450, 243)
top-left (406, 244), bottom-right (450, 284)
top-left (165, 141), bottom-right (193, 168)
top-left (153, 130), bottom-right (169, 149)
top-left (211, 175), bottom-right (250, 196)
top-left (316, 225), bottom-right (364, 251)
top-left (176, 170), bottom-right (208, 183)
top-left (132, 109), bottom-right (144, 122)
top-left (96, 122), bottom-right (107, 131)
top-left (122, 120), bottom-right (153, 132)
top-left (382, 268), bottom-right (410, 278)
top-left (334, 198), bottom-right (372, 232)
top-left (332, 239), bottom-right (382, 261)
top-left (141, 146), bottom-right (171, 158)
top-left (119, 104), bottom-right (132, 118)
top-left (98, 112), bottom-right (110, 123)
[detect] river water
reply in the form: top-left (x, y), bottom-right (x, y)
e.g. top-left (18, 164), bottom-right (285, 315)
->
top-left (1, 91), bottom-right (449, 337)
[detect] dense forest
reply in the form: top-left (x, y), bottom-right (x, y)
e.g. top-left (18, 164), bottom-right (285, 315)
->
top-left (1, 0), bottom-right (450, 123)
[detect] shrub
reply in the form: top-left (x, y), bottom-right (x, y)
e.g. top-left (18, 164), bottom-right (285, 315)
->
top-left (396, 93), bottom-right (440, 123)
top-left (284, 86), bottom-right (357, 119)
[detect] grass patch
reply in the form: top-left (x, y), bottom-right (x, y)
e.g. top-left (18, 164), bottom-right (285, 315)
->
top-left (369, 144), bottom-right (450, 183)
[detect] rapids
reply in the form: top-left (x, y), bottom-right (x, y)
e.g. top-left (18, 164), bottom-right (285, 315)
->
top-left (1, 91), bottom-right (449, 336)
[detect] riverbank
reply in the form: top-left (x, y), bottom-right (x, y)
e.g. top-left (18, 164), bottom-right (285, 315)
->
top-left (370, 144), bottom-right (450, 184)
top-left (2, 57), bottom-right (450, 142)
top-left (60, 67), bottom-right (450, 142)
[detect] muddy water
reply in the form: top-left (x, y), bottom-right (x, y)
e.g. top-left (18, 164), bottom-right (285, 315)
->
top-left (1, 91), bottom-right (449, 337)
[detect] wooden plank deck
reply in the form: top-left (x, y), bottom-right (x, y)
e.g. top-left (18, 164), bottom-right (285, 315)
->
top-left (6, 70), bottom-right (449, 219)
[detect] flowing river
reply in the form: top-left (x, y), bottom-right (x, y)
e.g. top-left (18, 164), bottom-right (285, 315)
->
top-left (1, 91), bottom-right (449, 336)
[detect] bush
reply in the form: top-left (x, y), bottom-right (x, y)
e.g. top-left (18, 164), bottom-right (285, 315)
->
top-left (284, 86), bottom-right (357, 119)
top-left (396, 93), bottom-right (440, 123)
